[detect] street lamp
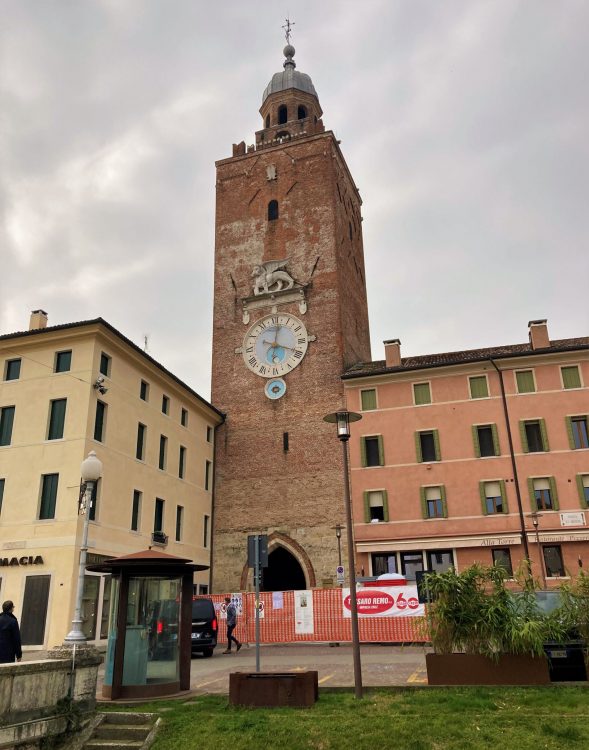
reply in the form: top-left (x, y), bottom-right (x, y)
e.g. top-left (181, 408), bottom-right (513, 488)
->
top-left (64, 451), bottom-right (103, 643)
top-left (324, 408), bottom-right (363, 699)
top-left (529, 512), bottom-right (547, 590)
top-left (334, 524), bottom-right (343, 567)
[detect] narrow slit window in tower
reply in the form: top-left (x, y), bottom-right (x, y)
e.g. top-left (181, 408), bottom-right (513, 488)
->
top-left (268, 200), bottom-right (279, 221)
top-left (278, 104), bottom-right (287, 124)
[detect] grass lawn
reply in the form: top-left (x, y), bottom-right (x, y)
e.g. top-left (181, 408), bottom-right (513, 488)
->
top-left (103, 686), bottom-right (589, 749)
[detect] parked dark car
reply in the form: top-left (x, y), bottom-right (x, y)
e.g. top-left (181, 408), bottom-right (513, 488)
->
top-left (191, 598), bottom-right (218, 658)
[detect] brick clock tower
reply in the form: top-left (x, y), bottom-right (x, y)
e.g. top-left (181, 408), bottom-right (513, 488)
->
top-left (211, 41), bottom-right (371, 593)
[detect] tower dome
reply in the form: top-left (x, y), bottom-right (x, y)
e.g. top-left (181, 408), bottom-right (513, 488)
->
top-left (261, 45), bottom-right (318, 105)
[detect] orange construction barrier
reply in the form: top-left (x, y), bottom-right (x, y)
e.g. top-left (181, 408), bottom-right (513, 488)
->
top-left (208, 589), bottom-right (426, 645)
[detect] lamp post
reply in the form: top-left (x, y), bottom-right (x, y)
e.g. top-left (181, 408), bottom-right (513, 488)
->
top-left (530, 512), bottom-right (547, 589)
top-left (335, 524), bottom-right (343, 567)
top-left (64, 451), bottom-right (103, 643)
top-left (324, 409), bottom-right (363, 699)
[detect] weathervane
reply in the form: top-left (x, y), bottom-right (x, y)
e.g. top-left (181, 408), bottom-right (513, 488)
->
top-left (282, 17), bottom-right (295, 44)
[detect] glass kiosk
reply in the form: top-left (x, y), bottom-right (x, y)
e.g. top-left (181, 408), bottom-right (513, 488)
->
top-left (88, 550), bottom-right (207, 699)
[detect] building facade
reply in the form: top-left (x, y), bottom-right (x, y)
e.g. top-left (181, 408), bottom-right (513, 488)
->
top-left (211, 44), bottom-right (371, 592)
top-left (0, 311), bottom-right (222, 652)
top-left (343, 320), bottom-right (589, 585)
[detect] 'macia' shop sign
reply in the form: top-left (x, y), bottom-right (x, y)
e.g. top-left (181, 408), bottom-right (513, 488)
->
top-left (0, 555), bottom-right (44, 567)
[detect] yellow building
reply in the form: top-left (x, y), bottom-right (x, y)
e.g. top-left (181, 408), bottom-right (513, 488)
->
top-left (0, 310), bottom-right (223, 652)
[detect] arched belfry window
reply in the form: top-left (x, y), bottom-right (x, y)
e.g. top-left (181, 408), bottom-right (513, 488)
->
top-left (268, 200), bottom-right (279, 221)
top-left (278, 105), bottom-right (288, 125)
top-left (298, 105), bottom-right (307, 120)
top-left (265, 114), bottom-right (270, 128)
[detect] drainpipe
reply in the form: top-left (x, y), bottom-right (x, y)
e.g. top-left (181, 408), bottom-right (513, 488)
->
top-left (208, 415), bottom-right (226, 593)
top-left (489, 359), bottom-right (530, 560)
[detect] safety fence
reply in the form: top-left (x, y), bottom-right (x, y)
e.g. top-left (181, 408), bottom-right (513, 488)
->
top-left (208, 588), bottom-right (427, 645)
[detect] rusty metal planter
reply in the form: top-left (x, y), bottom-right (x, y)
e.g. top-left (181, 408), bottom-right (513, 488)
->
top-left (229, 671), bottom-right (319, 707)
top-left (426, 653), bottom-right (550, 685)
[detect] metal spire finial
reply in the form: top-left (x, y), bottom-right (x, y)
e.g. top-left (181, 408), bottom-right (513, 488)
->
top-left (282, 17), bottom-right (295, 44)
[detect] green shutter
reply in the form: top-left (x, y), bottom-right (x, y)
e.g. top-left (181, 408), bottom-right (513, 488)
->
top-left (470, 376), bottom-right (489, 399)
top-left (540, 418), bottom-right (550, 451)
top-left (420, 487), bottom-right (428, 519)
top-left (360, 437), bottom-right (367, 467)
top-left (479, 482), bottom-right (488, 515)
top-left (499, 480), bottom-right (508, 514)
top-left (520, 421), bottom-right (529, 453)
top-left (363, 491), bottom-right (370, 522)
top-left (516, 370), bottom-right (535, 393)
top-left (415, 432), bottom-right (423, 463)
top-left (382, 489), bottom-right (389, 522)
top-left (562, 366), bottom-right (581, 389)
top-left (361, 389), bottom-right (377, 410)
top-left (433, 429), bottom-right (441, 461)
top-left (440, 485), bottom-right (448, 518)
top-left (491, 424), bottom-right (500, 456)
top-left (549, 476), bottom-right (559, 511)
top-left (565, 417), bottom-right (575, 449)
top-left (528, 477), bottom-right (536, 510)
top-left (577, 475), bottom-right (588, 509)
top-left (377, 435), bottom-right (385, 466)
top-left (472, 425), bottom-right (481, 458)
top-left (48, 399), bottom-right (66, 440)
top-left (414, 382), bottom-right (431, 405)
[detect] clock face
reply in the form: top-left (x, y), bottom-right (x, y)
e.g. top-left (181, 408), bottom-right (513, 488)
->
top-left (243, 314), bottom-right (309, 378)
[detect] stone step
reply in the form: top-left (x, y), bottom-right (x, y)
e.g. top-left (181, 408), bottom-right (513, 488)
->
top-left (84, 741), bottom-right (145, 750)
top-left (100, 712), bottom-right (157, 726)
top-left (94, 724), bottom-right (151, 741)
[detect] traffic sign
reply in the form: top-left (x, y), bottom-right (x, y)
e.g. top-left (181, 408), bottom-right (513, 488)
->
top-left (336, 565), bottom-right (345, 584)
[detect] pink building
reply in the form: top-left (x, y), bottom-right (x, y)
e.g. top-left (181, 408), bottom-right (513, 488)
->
top-left (344, 320), bottom-right (589, 587)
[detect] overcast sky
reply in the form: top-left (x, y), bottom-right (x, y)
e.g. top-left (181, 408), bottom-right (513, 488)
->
top-left (2, 1), bottom-right (588, 399)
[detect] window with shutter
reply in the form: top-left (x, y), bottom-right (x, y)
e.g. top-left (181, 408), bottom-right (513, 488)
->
top-left (360, 389), bottom-right (377, 410)
top-left (413, 382), bottom-right (431, 405)
top-left (469, 375), bottom-right (489, 399)
top-left (576, 475), bottom-right (589, 509)
top-left (362, 436), bottom-right (384, 467)
top-left (48, 399), bottom-right (67, 440)
top-left (561, 365), bottom-right (582, 389)
top-left (568, 416), bottom-right (589, 449)
top-left (515, 370), bottom-right (535, 393)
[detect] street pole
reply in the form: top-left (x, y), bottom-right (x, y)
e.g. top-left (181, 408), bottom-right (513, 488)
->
top-left (255, 534), bottom-right (261, 673)
top-left (65, 451), bottom-right (102, 643)
top-left (324, 409), bottom-right (363, 700)
top-left (531, 514), bottom-right (548, 589)
top-left (341, 437), bottom-right (363, 699)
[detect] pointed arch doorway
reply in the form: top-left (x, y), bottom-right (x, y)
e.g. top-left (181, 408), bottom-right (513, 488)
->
top-left (262, 546), bottom-right (306, 592)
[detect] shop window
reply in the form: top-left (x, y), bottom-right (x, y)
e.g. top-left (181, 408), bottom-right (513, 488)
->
top-left (492, 548), bottom-right (513, 576)
top-left (20, 575), bottom-right (50, 645)
top-left (426, 550), bottom-right (454, 573)
top-left (543, 545), bottom-right (565, 577)
top-left (371, 553), bottom-right (397, 576)
top-left (400, 551), bottom-right (424, 581)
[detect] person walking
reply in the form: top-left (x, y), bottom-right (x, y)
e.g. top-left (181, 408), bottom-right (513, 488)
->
top-left (222, 596), bottom-right (241, 654)
top-left (0, 601), bottom-right (22, 664)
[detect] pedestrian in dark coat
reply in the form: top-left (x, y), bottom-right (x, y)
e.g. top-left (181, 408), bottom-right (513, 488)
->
top-left (0, 600), bottom-right (22, 664)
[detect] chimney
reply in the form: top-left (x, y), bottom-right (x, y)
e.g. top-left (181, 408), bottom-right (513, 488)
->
top-left (29, 309), bottom-right (48, 330)
top-left (384, 339), bottom-right (402, 368)
top-left (528, 319), bottom-right (550, 350)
